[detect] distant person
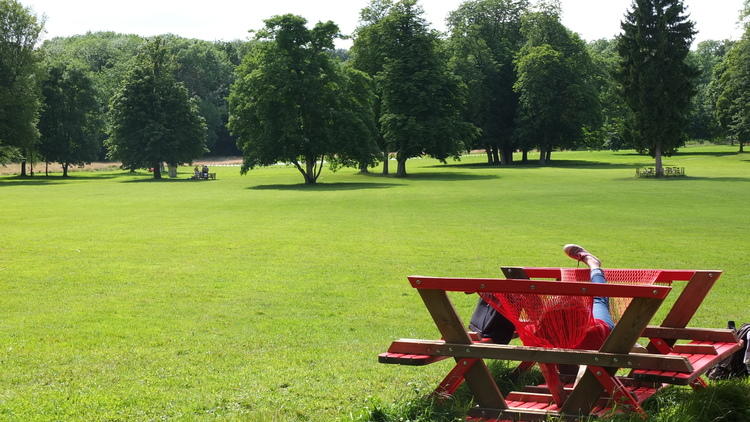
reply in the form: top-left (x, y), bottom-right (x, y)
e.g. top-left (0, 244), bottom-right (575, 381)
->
top-left (201, 165), bottom-right (209, 179)
top-left (193, 166), bottom-right (200, 179)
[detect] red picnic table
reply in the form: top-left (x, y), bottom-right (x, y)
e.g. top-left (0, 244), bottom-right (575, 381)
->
top-left (379, 267), bottom-right (741, 421)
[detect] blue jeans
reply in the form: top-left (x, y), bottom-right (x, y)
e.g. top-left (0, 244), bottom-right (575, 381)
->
top-left (591, 268), bottom-right (615, 329)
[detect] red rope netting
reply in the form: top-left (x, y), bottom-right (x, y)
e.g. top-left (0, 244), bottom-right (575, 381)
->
top-left (560, 268), bottom-right (662, 322)
top-left (480, 269), bottom-right (662, 349)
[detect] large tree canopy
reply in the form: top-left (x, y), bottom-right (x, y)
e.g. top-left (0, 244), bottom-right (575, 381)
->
top-left (447, 0), bottom-right (530, 166)
top-left (617, 0), bottom-right (697, 176)
top-left (376, 0), bottom-right (477, 176)
top-left (714, 34), bottom-right (750, 153)
top-left (107, 38), bottom-right (207, 179)
top-left (228, 14), bottom-right (378, 184)
top-left (513, 10), bottom-right (600, 164)
top-left (38, 63), bottom-right (100, 176)
top-left (0, 0), bottom-right (43, 169)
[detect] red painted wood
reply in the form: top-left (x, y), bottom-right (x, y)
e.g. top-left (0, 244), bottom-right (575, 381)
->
top-left (407, 276), bottom-right (671, 298)
top-left (518, 267), bottom-right (703, 283)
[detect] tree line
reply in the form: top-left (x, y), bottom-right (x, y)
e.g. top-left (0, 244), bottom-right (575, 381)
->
top-left (0, 0), bottom-right (747, 182)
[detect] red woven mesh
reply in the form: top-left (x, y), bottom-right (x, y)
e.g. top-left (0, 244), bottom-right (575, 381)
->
top-left (480, 292), bottom-right (594, 349)
top-left (480, 269), bottom-right (661, 349)
top-left (560, 268), bottom-right (661, 322)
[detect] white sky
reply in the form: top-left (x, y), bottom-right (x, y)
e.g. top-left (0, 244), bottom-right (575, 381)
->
top-left (20, 0), bottom-right (746, 49)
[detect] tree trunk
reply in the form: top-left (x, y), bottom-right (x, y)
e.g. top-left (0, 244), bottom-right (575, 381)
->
top-left (501, 145), bottom-right (514, 166)
top-left (491, 146), bottom-right (500, 166)
top-left (45, 161), bottom-right (48, 176)
top-left (168, 163), bottom-right (177, 178)
top-left (305, 159), bottom-right (317, 184)
top-left (20, 159), bottom-right (26, 177)
top-left (382, 150), bottom-right (389, 175)
top-left (396, 156), bottom-right (407, 177)
top-left (740, 141), bottom-right (745, 153)
top-left (485, 148), bottom-right (493, 165)
top-left (153, 162), bottom-right (162, 179)
top-left (539, 147), bottom-right (547, 165)
top-left (654, 144), bottom-right (664, 177)
top-left (546, 149), bottom-right (552, 163)
top-left (522, 149), bottom-right (528, 163)
top-left (62, 163), bottom-right (69, 177)
top-left (358, 161), bottom-right (369, 174)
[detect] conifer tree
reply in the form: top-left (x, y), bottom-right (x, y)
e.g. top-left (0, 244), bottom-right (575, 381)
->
top-left (617, 0), bottom-right (697, 176)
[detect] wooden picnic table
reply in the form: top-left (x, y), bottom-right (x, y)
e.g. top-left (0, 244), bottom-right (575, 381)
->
top-left (379, 267), bottom-right (739, 421)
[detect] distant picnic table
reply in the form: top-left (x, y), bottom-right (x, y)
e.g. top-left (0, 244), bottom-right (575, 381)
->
top-left (636, 167), bottom-right (685, 177)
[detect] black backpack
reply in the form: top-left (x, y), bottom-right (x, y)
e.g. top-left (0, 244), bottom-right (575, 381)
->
top-left (468, 298), bottom-right (515, 344)
top-left (707, 321), bottom-right (750, 380)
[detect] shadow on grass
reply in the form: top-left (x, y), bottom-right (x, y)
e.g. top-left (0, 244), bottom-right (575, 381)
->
top-left (374, 171), bottom-right (500, 182)
top-left (430, 160), bottom-right (646, 170)
top-left (121, 177), bottom-right (199, 183)
top-left (0, 174), bottom-right (121, 186)
top-left (616, 176), bottom-right (750, 182)
top-left (673, 151), bottom-right (742, 157)
top-left (249, 181), bottom-right (399, 191)
top-left (351, 361), bottom-right (542, 422)
top-left (354, 360), bottom-right (750, 422)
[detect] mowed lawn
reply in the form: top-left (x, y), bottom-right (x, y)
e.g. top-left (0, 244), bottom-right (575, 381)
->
top-left (1, 146), bottom-right (748, 421)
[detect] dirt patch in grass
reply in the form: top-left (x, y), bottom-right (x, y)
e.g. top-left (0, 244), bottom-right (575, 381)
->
top-left (0, 157), bottom-right (244, 175)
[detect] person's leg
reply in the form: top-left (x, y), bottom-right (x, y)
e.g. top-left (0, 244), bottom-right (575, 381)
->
top-left (563, 244), bottom-right (614, 329)
top-left (590, 268), bottom-right (615, 329)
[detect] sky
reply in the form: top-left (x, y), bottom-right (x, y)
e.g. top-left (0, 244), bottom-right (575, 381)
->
top-left (20, 0), bottom-right (747, 49)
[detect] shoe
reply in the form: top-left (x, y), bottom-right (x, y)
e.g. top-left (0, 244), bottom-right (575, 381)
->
top-left (563, 244), bottom-right (600, 266)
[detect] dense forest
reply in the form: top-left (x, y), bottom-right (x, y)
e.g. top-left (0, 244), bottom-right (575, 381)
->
top-left (1, 0), bottom-right (748, 181)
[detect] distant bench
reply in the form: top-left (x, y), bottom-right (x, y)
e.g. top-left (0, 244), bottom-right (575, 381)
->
top-left (191, 173), bottom-right (216, 180)
top-left (636, 167), bottom-right (685, 177)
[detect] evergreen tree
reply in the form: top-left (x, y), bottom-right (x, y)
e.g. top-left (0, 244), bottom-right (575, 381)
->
top-left (107, 38), bottom-right (207, 179)
top-left (38, 63), bottom-right (100, 176)
top-left (617, 0), bottom-right (697, 176)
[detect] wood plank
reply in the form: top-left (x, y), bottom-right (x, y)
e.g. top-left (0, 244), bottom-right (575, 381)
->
top-left (416, 289), bottom-right (506, 409)
top-left (641, 326), bottom-right (737, 342)
top-left (672, 344), bottom-right (718, 355)
top-left (505, 392), bottom-right (555, 404)
top-left (384, 339), bottom-right (692, 372)
top-left (408, 276), bottom-right (672, 298)
top-left (468, 407), bottom-right (559, 421)
top-left (649, 271), bottom-right (721, 351)
top-left (562, 296), bottom-right (666, 415)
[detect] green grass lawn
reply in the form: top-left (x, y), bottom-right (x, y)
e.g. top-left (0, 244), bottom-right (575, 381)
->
top-left (1, 145), bottom-right (748, 421)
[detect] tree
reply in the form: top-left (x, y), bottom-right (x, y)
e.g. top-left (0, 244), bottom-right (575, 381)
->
top-left (617, 0), bottom-right (697, 176)
top-left (513, 11), bottom-right (600, 164)
top-left (107, 38), bottom-right (207, 179)
top-left (165, 37), bottom-right (235, 155)
top-left (376, 0), bottom-right (477, 176)
top-left (228, 15), bottom-right (378, 184)
top-left (586, 39), bottom-right (630, 151)
top-left (328, 65), bottom-right (380, 173)
top-left (686, 40), bottom-right (733, 141)
top-left (0, 0), bottom-right (43, 172)
top-left (714, 35), bottom-right (750, 153)
top-left (37, 63), bottom-right (100, 176)
top-left (40, 32), bottom-right (146, 160)
top-left (447, 0), bottom-right (530, 166)
top-left (351, 0), bottom-right (394, 174)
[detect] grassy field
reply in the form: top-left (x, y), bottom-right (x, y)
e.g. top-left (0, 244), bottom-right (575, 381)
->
top-left (1, 145), bottom-right (748, 421)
